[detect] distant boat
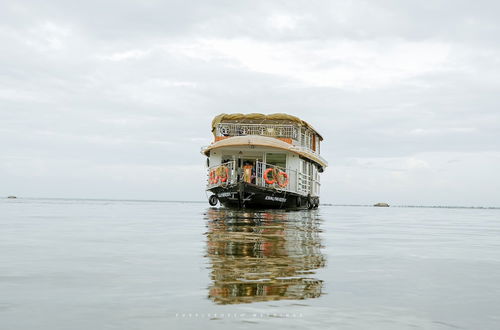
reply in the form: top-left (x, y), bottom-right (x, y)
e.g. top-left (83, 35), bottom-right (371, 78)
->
top-left (201, 113), bottom-right (328, 209)
top-left (374, 202), bottom-right (389, 207)
top-left (7, 196), bottom-right (17, 199)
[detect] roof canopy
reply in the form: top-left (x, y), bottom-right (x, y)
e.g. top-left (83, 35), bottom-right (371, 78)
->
top-left (202, 135), bottom-right (328, 168)
top-left (211, 113), bottom-right (323, 140)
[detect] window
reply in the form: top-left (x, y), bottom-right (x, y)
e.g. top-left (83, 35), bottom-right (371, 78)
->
top-left (266, 153), bottom-right (286, 169)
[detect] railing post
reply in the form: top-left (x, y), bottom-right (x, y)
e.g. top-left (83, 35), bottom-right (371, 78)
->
top-left (295, 171), bottom-right (298, 194)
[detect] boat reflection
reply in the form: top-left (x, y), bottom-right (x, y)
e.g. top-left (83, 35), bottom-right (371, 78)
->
top-left (205, 208), bottom-right (326, 305)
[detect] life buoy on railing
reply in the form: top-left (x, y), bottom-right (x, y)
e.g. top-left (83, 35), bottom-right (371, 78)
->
top-left (276, 171), bottom-right (289, 187)
top-left (264, 168), bottom-right (289, 187)
top-left (264, 168), bottom-right (276, 184)
top-left (217, 166), bottom-right (229, 183)
top-left (209, 169), bottom-right (217, 184)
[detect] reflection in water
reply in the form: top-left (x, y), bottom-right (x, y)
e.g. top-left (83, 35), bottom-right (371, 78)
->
top-left (205, 208), bottom-right (326, 305)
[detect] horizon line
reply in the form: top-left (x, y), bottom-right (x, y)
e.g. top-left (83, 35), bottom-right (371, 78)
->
top-left (3, 196), bottom-right (499, 209)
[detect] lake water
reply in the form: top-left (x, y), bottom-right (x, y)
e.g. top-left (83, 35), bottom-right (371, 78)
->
top-left (1, 198), bottom-right (499, 330)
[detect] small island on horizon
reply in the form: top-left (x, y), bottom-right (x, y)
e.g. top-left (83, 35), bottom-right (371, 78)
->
top-left (374, 202), bottom-right (390, 207)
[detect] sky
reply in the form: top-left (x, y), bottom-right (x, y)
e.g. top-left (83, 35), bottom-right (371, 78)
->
top-left (1, 0), bottom-right (499, 206)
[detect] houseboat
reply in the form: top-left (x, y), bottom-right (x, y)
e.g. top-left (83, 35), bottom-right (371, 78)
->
top-left (201, 113), bottom-right (328, 209)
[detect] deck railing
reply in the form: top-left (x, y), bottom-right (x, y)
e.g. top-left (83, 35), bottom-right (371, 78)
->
top-left (215, 123), bottom-right (299, 140)
top-left (213, 123), bottom-right (325, 158)
top-left (206, 160), bottom-right (320, 196)
top-left (206, 161), bottom-right (237, 189)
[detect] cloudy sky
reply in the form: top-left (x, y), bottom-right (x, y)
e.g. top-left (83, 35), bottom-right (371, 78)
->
top-left (1, 0), bottom-right (499, 206)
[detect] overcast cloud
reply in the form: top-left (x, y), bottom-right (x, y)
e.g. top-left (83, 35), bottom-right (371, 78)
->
top-left (1, 0), bottom-right (499, 206)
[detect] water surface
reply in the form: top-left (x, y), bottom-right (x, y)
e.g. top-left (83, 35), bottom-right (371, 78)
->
top-left (1, 198), bottom-right (499, 329)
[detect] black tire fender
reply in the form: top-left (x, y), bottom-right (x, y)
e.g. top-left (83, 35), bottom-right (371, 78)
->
top-left (208, 195), bottom-right (218, 206)
top-left (307, 197), bottom-right (314, 209)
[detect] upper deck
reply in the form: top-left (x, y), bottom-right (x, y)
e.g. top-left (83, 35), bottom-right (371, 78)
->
top-left (211, 113), bottom-right (324, 156)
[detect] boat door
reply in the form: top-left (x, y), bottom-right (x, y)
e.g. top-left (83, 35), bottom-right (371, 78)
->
top-left (238, 155), bottom-right (262, 184)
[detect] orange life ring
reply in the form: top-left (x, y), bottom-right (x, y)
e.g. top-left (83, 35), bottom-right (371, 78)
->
top-left (277, 171), bottom-right (289, 187)
top-left (264, 168), bottom-right (276, 184)
top-left (218, 166), bottom-right (229, 182)
top-left (209, 169), bottom-right (217, 184)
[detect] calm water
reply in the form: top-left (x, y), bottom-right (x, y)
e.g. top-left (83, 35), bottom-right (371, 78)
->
top-left (1, 198), bottom-right (500, 330)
